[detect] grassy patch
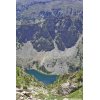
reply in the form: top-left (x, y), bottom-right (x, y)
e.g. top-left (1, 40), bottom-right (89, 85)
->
top-left (68, 87), bottom-right (83, 98)
top-left (16, 67), bottom-right (43, 88)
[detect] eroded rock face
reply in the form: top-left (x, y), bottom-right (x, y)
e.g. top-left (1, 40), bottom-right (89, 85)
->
top-left (16, 0), bottom-right (83, 74)
top-left (57, 70), bottom-right (83, 95)
top-left (16, 0), bottom-right (82, 51)
top-left (58, 82), bottom-right (78, 95)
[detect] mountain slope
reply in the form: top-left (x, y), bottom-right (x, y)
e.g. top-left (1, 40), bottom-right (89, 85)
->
top-left (16, 0), bottom-right (83, 74)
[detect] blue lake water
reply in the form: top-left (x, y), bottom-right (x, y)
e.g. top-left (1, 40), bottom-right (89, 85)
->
top-left (26, 69), bottom-right (58, 85)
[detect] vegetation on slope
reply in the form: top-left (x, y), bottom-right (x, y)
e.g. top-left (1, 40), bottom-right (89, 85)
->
top-left (16, 67), bottom-right (43, 89)
top-left (16, 67), bottom-right (83, 100)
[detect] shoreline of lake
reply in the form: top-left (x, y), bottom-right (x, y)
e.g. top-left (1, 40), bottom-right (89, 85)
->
top-left (26, 69), bottom-right (59, 85)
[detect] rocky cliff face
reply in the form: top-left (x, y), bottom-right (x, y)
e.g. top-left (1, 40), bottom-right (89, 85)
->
top-left (16, 0), bottom-right (83, 74)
